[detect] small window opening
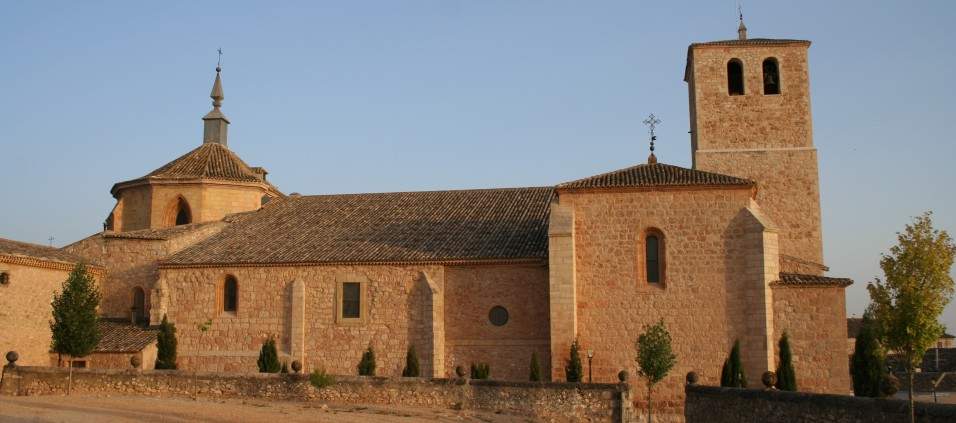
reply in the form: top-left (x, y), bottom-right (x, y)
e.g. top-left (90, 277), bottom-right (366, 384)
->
top-left (488, 306), bottom-right (509, 326)
top-left (341, 282), bottom-right (361, 319)
top-left (170, 197), bottom-right (192, 226)
top-left (131, 287), bottom-right (146, 325)
top-left (763, 58), bottom-right (780, 95)
top-left (727, 59), bottom-right (745, 96)
top-left (0, 272), bottom-right (9, 286)
top-left (223, 276), bottom-right (238, 313)
top-left (645, 230), bottom-right (665, 284)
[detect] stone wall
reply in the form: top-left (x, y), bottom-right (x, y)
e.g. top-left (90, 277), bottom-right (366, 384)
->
top-left (685, 384), bottom-right (956, 423)
top-left (0, 366), bottom-right (631, 422)
top-left (0, 263), bottom-right (73, 365)
top-left (772, 285), bottom-right (850, 393)
top-left (113, 181), bottom-right (270, 232)
top-left (555, 185), bottom-right (772, 419)
top-left (65, 223), bottom-right (224, 320)
top-left (444, 264), bottom-right (551, 381)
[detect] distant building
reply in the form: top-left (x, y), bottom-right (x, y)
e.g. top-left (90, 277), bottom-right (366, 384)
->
top-left (847, 317), bottom-right (956, 355)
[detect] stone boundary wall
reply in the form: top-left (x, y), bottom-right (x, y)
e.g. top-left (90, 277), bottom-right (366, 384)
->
top-left (1, 365), bottom-right (632, 422)
top-left (685, 384), bottom-right (956, 423)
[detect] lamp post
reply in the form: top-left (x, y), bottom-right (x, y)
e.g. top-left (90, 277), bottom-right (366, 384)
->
top-left (587, 349), bottom-right (594, 383)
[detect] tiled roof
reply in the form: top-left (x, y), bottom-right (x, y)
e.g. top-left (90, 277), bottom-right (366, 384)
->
top-left (102, 221), bottom-right (224, 241)
top-left (162, 187), bottom-right (554, 266)
top-left (556, 163), bottom-right (753, 191)
top-left (95, 319), bottom-right (158, 353)
top-left (773, 273), bottom-right (853, 288)
top-left (112, 143), bottom-right (276, 193)
top-left (690, 38), bottom-right (810, 48)
top-left (0, 237), bottom-right (91, 266)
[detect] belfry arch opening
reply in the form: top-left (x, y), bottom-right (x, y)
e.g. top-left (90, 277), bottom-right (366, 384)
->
top-left (168, 197), bottom-right (192, 227)
top-left (727, 59), bottom-right (745, 95)
top-left (763, 58), bottom-right (781, 95)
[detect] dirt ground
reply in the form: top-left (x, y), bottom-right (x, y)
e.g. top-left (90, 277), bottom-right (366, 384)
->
top-left (0, 395), bottom-right (536, 423)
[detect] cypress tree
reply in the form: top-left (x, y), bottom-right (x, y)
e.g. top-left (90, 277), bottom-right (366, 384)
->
top-left (529, 351), bottom-right (542, 382)
top-left (358, 345), bottom-right (376, 376)
top-left (565, 338), bottom-right (583, 382)
top-left (154, 314), bottom-right (178, 369)
top-left (402, 345), bottom-right (420, 377)
top-left (50, 264), bottom-right (101, 393)
top-left (775, 332), bottom-right (797, 391)
top-left (851, 313), bottom-right (886, 397)
top-left (256, 337), bottom-right (281, 373)
top-left (720, 340), bottom-right (747, 387)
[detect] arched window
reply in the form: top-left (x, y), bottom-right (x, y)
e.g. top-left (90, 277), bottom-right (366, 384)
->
top-left (168, 196), bottom-right (192, 226)
top-left (222, 275), bottom-right (238, 313)
top-left (727, 59), bottom-right (745, 96)
top-left (131, 287), bottom-right (146, 325)
top-left (645, 229), bottom-right (665, 284)
top-left (763, 58), bottom-right (780, 95)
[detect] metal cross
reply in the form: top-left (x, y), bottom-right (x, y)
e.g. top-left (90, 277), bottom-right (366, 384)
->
top-left (48, 236), bottom-right (54, 247)
top-left (642, 113), bottom-right (662, 139)
top-left (217, 48), bottom-right (223, 68)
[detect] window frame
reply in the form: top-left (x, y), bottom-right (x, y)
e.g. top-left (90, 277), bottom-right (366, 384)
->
top-left (218, 275), bottom-right (239, 315)
top-left (762, 57), bottom-right (781, 95)
top-left (641, 228), bottom-right (667, 287)
top-left (335, 274), bottom-right (368, 325)
top-left (727, 58), bottom-right (745, 96)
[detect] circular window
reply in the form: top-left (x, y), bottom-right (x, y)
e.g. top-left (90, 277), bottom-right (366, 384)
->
top-left (488, 306), bottom-right (509, 326)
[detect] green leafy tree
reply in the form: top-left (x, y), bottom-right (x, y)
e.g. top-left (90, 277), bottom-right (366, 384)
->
top-left (402, 345), bottom-right (420, 377)
top-left (720, 340), bottom-right (747, 388)
top-left (775, 332), bottom-right (797, 391)
top-left (529, 351), bottom-right (542, 382)
top-left (565, 338), bottom-right (583, 382)
top-left (257, 337), bottom-right (281, 373)
top-left (358, 345), bottom-right (376, 376)
top-left (851, 311), bottom-right (886, 397)
top-left (154, 314), bottom-right (178, 369)
top-left (636, 320), bottom-right (677, 423)
top-left (50, 264), bottom-right (101, 393)
top-left (867, 212), bottom-right (955, 423)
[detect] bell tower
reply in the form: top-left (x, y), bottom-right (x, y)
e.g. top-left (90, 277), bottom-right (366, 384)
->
top-left (685, 24), bottom-right (824, 272)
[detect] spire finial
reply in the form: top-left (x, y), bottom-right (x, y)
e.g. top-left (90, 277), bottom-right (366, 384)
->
top-left (642, 113), bottom-right (661, 164)
top-left (203, 48), bottom-right (230, 146)
top-left (737, 3), bottom-right (748, 40)
top-left (211, 48), bottom-right (224, 108)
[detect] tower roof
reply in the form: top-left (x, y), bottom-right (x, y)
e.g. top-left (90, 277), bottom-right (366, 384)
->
top-left (110, 143), bottom-right (276, 195)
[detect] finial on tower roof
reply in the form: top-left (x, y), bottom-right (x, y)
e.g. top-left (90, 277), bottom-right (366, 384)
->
top-left (737, 5), bottom-right (748, 40)
top-left (203, 48), bottom-right (230, 146)
top-left (642, 113), bottom-right (661, 164)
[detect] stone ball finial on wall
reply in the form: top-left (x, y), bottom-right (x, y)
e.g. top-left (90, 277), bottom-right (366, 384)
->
top-left (5, 351), bottom-right (18, 366)
top-left (130, 355), bottom-right (142, 369)
top-left (685, 371), bottom-right (699, 386)
top-left (618, 370), bottom-right (629, 382)
top-left (762, 371), bottom-right (777, 389)
top-left (291, 360), bottom-right (302, 374)
top-left (455, 365), bottom-right (465, 378)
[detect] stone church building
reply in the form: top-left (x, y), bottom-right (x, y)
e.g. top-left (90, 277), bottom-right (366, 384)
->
top-left (3, 25), bottom-right (852, 400)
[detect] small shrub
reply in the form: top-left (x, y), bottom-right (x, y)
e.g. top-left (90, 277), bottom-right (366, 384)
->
top-left (565, 338), bottom-right (583, 382)
top-left (454, 365), bottom-right (465, 378)
top-left (154, 314), bottom-right (178, 370)
top-left (720, 340), bottom-right (747, 388)
top-left (257, 337), bottom-right (281, 373)
top-left (470, 363), bottom-right (490, 379)
top-left (280, 361), bottom-right (289, 374)
top-left (309, 368), bottom-right (335, 389)
top-left (775, 332), bottom-right (797, 391)
top-left (529, 352), bottom-right (542, 382)
top-left (358, 345), bottom-right (376, 376)
top-left (402, 345), bottom-right (420, 377)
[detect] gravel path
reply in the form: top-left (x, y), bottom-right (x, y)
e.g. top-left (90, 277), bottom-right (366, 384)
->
top-left (0, 395), bottom-right (533, 423)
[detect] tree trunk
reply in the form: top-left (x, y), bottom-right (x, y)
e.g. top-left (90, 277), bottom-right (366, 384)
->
top-left (68, 359), bottom-right (73, 396)
top-left (908, 363), bottom-right (915, 423)
top-left (647, 384), bottom-right (653, 423)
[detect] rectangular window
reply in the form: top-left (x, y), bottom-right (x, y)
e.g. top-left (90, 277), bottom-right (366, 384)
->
top-left (341, 282), bottom-right (361, 319)
top-left (646, 236), bottom-right (660, 283)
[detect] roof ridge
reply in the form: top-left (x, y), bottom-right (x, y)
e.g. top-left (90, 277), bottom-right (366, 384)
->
top-left (556, 162), bottom-right (753, 190)
top-left (293, 186), bottom-right (554, 199)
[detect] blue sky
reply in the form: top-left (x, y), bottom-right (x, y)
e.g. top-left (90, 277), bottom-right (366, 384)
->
top-left (2, 1), bottom-right (954, 330)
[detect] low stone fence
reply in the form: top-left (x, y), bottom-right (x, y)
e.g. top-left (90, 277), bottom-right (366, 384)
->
top-left (1, 365), bottom-right (632, 422)
top-left (685, 384), bottom-right (956, 423)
